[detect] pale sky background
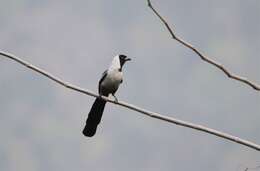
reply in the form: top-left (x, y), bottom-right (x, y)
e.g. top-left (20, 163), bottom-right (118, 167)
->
top-left (0, 0), bottom-right (260, 171)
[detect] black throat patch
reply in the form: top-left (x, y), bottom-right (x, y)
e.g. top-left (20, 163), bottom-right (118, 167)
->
top-left (119, 54), bottom-right (127, 68)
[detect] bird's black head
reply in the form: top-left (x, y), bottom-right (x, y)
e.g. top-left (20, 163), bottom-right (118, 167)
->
top-left (119, 54), bottom-right (131, 68)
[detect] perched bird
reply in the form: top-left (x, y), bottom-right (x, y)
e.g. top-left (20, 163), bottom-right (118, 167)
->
top-left (82, 55), bottom-right (131, 137)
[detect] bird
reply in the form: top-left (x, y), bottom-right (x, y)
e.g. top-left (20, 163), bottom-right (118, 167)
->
top-left (82, 54), bottom-right (131, 137)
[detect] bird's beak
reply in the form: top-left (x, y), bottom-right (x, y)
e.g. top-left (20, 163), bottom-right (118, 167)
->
top-left (125, 58), bottom-right (131, 62)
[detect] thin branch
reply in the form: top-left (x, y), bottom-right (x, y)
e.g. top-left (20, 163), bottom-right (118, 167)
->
top-left (244, 166), bottom-right (260, 171)
top-left (246, 165), bottom-right (260, 171)
top-left (1, 50), bottom-right (260, 151)
top-left (147, 0), bottom-right (260, 91)
top-left (237, 164), bottom-right (260, 171)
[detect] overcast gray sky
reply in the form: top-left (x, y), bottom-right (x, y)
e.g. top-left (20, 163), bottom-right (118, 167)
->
top-left (0, 0), bottom-right (259, 171)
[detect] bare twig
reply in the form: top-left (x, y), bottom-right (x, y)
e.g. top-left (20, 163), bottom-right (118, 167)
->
top-left (147, 0), bottom-right (260, 91)
top-left (1, 50), bottom-right (260, 151)
top-left (246, 165), bottom-right (260, 171)
top-left (237, 164), bottom-right (260, 171)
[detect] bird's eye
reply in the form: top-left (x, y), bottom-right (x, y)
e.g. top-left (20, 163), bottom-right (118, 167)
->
top-left (119, 54), bottom-right (127, 59)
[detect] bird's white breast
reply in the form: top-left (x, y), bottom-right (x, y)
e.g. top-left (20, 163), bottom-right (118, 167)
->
top-left (101, 69), bottom-right (123, 93)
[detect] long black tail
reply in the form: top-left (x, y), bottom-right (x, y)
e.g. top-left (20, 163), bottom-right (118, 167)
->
top-left (82, 98), bottom-right (107, 137)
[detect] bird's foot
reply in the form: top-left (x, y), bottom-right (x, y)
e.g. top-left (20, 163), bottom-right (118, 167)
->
top-left (112, 94), bottom-right (118, 102)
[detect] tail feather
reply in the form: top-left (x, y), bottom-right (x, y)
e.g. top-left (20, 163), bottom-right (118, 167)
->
top-left (82, 98), bottom-right (107, 137)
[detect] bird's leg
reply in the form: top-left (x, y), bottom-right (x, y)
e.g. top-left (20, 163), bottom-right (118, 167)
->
top-left (112, 93), bottom-right (118, 102)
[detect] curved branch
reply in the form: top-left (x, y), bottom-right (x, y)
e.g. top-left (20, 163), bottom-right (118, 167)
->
top-left (244, 165), bottom-right (260, 171)
top-left (1, 50), bottom-right (260, 151)
top-left (147, 0), bottom-right (260, 91)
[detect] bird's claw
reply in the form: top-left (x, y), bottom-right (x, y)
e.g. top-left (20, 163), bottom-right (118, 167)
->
top-left (112, 94), bottom-right (118, 102)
